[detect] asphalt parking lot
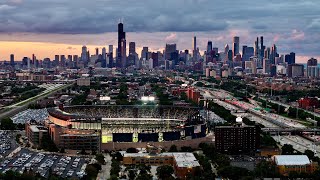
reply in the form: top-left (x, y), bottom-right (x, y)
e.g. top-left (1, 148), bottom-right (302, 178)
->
top-left (0, 148), bottom-right (88, 179)
top-left (0, 131), bottom-right (19, 158)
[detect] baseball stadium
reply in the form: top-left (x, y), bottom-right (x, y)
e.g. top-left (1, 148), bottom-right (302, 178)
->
top-left (46, 105), bottom-right (210, 151)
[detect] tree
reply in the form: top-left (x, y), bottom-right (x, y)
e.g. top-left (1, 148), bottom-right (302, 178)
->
top-left (180, 146), bottom-right (193, 152)
top-left (218, 166), bottom-right (252, 180)
top-left (126, 147), bottom-right (138, 153)
top-left (95, 153), bottom-right (106, 165)
top-left (156, 165), bottom-right (174, 180)
top-left (254, 160), bottom-right (280, 178)
top-left (304, 149), bottom-right (315, 160)
top-left (168, 145), bottom-right (178, 152)
top-left (0, 118), bottom-right (15, 130)
top-left (136, 173), bottom-right (153, 180)
top-left (85, 164), bottom-right (99, 180)
top-left (281, 144), bottom-right (295, 155)
top-left (128, 170), bottom-right (136, 180)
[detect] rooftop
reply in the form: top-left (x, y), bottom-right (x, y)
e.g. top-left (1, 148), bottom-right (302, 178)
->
top-left (123, 152), bottom-right (200, 168)
top-left (274, 155), bottom-right (310, 166)
top-left (29, 125), bottom-right (39, 133)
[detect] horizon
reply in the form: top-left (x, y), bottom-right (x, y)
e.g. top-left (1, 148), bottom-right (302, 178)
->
top-left (0, 0), bottom-right (319, 62)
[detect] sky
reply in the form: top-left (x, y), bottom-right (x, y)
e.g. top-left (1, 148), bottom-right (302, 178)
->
top-left (0, 0), bottom-right (319, 63)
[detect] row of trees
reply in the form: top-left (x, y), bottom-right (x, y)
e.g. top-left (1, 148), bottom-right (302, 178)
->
top-left (258, 98), bottom-right (320, 124)
top-left (208, 101), bottom-right (236, 124)
top-left (0, 118), bottom-right (24, 130)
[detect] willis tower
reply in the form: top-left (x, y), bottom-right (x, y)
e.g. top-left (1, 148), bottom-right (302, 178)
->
top-left (117, 22), bottom-right (126, 68)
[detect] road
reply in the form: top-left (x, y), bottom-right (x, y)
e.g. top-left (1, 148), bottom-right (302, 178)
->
top-left (273, 135), bottom-right (320, 157)
top-left (260, 97), bottom-right (320, 119)
top-left (0, 83), bottom-right (72, 119)
top-left (196, 86), bottom-right (320, 155)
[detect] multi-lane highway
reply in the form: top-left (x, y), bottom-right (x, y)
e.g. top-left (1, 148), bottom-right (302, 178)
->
top-left (197, 86), bottom-right (320, 156)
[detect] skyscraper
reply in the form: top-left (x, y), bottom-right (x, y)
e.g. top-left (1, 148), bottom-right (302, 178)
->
top-left (307, 58), bottom-right (319, 78)
top-left (242, 46), bottom-right (254, 61)
top-left (129, 42), bottom-right (136, 55)
top-left (233, 36), bottom-right (240, 56)
top-left (117, 23), bottom-right (126, 68)
top-left (141, 47), bottom-right (149, 60)
top-left (81, 46), bottom-right (88, 62)
top-left (10, 54), bottom-right (14, 67)
top-left (165, 44), bottom-right (177, 60)
top-left (260, 36), bottom-right (265, 59)
top-left (307, 58), bottom-right (318, 66)
top-left (128, 42), bottom-right (136, 66)
top-left (95, 48), bottom-right (99, 56)
top-left (254, 37), bottom-right (259, 57)
top-left (192, 36), bottom-right (197, 61)
top-left (207, 41), bottom-right (212, 53)
top-left (102, 47), bottom-right (107, 68)
top-left (102, 47), bottom-right (107, 60)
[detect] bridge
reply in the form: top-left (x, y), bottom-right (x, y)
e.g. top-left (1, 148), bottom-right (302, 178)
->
top-left (262, 127), bottom-right (320, 132)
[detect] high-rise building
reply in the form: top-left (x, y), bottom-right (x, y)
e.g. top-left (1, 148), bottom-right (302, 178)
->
top-left (207, 41), bottom-right (212, 53)
top-left (10, 54), bottom-right (14, 67)
top-left (129, 42), bottom-right (136, 55)
top-left (73, 55), bottom-right (79, 68)
top-left (307, 58), bottom-right (319, 78)
top-left (68, 55), bottom-right (73, 62)
top-left (254, 37), bottom-right (259, 57)
top-left (307, 58), bottom-right (318, 66)
top-left (263, 58), bottom-right (271, 74)
top-left (165, 44), bottom-right (177, 61)
top-left (242, 46), bottom-right (254, 61)
top-left (285, 52), bottom-right (295, 65)
top-left (81, 46), bottom-right (88, 62)
top-left (233, 36), bottom-right (240, 56)
top-left (117, 23), bottom-right (126, 68)
top-left (270, 44), bottom-right (278, 64)
top-left (128, 42), bottom-right (136, 66)
top-left (60, 55), bottom-right (66, 67)
top-left (141, 47), bottom-right (149, 61)
top-left (260, 36), bottom-right (265, 60)
top-left (215, 124), bottom-right (260, 154)
top-left (102, 47), bottom-right (107, 60)
top-left (192, 36), bottom-right (197, 61)
top-left (288, 64), bottom-right (304, 78)
top-left (95, 48), bottom-right (99, 56)
top-left (151, 52), bottom-right (159, 68)
top-left (264, 48), bottom-right (271, 60)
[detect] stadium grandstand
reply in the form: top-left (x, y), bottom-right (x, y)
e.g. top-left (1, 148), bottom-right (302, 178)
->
top-left (46, 105), bottom-right (209, 151)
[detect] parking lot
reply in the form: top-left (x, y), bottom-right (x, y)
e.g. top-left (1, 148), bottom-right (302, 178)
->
top-left (0, 131), bottom-right (19, 158)
top-left (0, 149), bottom-right (88, 179)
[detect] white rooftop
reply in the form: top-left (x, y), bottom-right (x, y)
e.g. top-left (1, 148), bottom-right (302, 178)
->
top-left (29, 125), bottom-right (39, 133)
top-left (274, 155), bottom-right (310, 166)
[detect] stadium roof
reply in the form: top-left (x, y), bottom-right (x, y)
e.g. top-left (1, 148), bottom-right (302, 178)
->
top-left (274, 155), bottom-right (310, 166)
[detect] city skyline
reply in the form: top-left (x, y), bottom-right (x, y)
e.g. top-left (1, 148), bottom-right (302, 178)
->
top-left (0, 0), bottom-right (319, 62)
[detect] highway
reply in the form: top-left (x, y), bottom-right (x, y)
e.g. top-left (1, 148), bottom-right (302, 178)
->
top-left (0, 83), bottom-right (72, 120)
top-left (197, 86), bottom-right (320, 156)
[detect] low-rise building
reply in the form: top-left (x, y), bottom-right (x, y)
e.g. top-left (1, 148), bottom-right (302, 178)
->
top-left (25, 122), bottom-right (48, 148)
top-left (123, 152), bottom-right (200, 179)
top-left (272, 155), bottom-right (318, 176)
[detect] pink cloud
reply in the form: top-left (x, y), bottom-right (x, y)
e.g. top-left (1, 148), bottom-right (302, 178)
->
top-left (165, 33), bottom-right (177, 43)
top-left (273, 34), bottom-right (280, 43)
top-left (291, 29), bottom-right (305, 41)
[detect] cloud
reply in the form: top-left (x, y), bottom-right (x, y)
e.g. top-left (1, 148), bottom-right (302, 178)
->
top-left (165, 33), bottom-right (177, 43)
top-left (0, 0), bottom-right (319, 60)
top-left (291, 29), bottom-right (305, 41)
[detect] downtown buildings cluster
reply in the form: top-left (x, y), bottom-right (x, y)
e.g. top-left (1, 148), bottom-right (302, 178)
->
top-left (0, 22), bottom-right (319, 80)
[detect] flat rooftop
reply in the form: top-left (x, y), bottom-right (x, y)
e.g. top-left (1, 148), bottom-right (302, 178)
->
top-left (123, 152), bottom-right (200, 168)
